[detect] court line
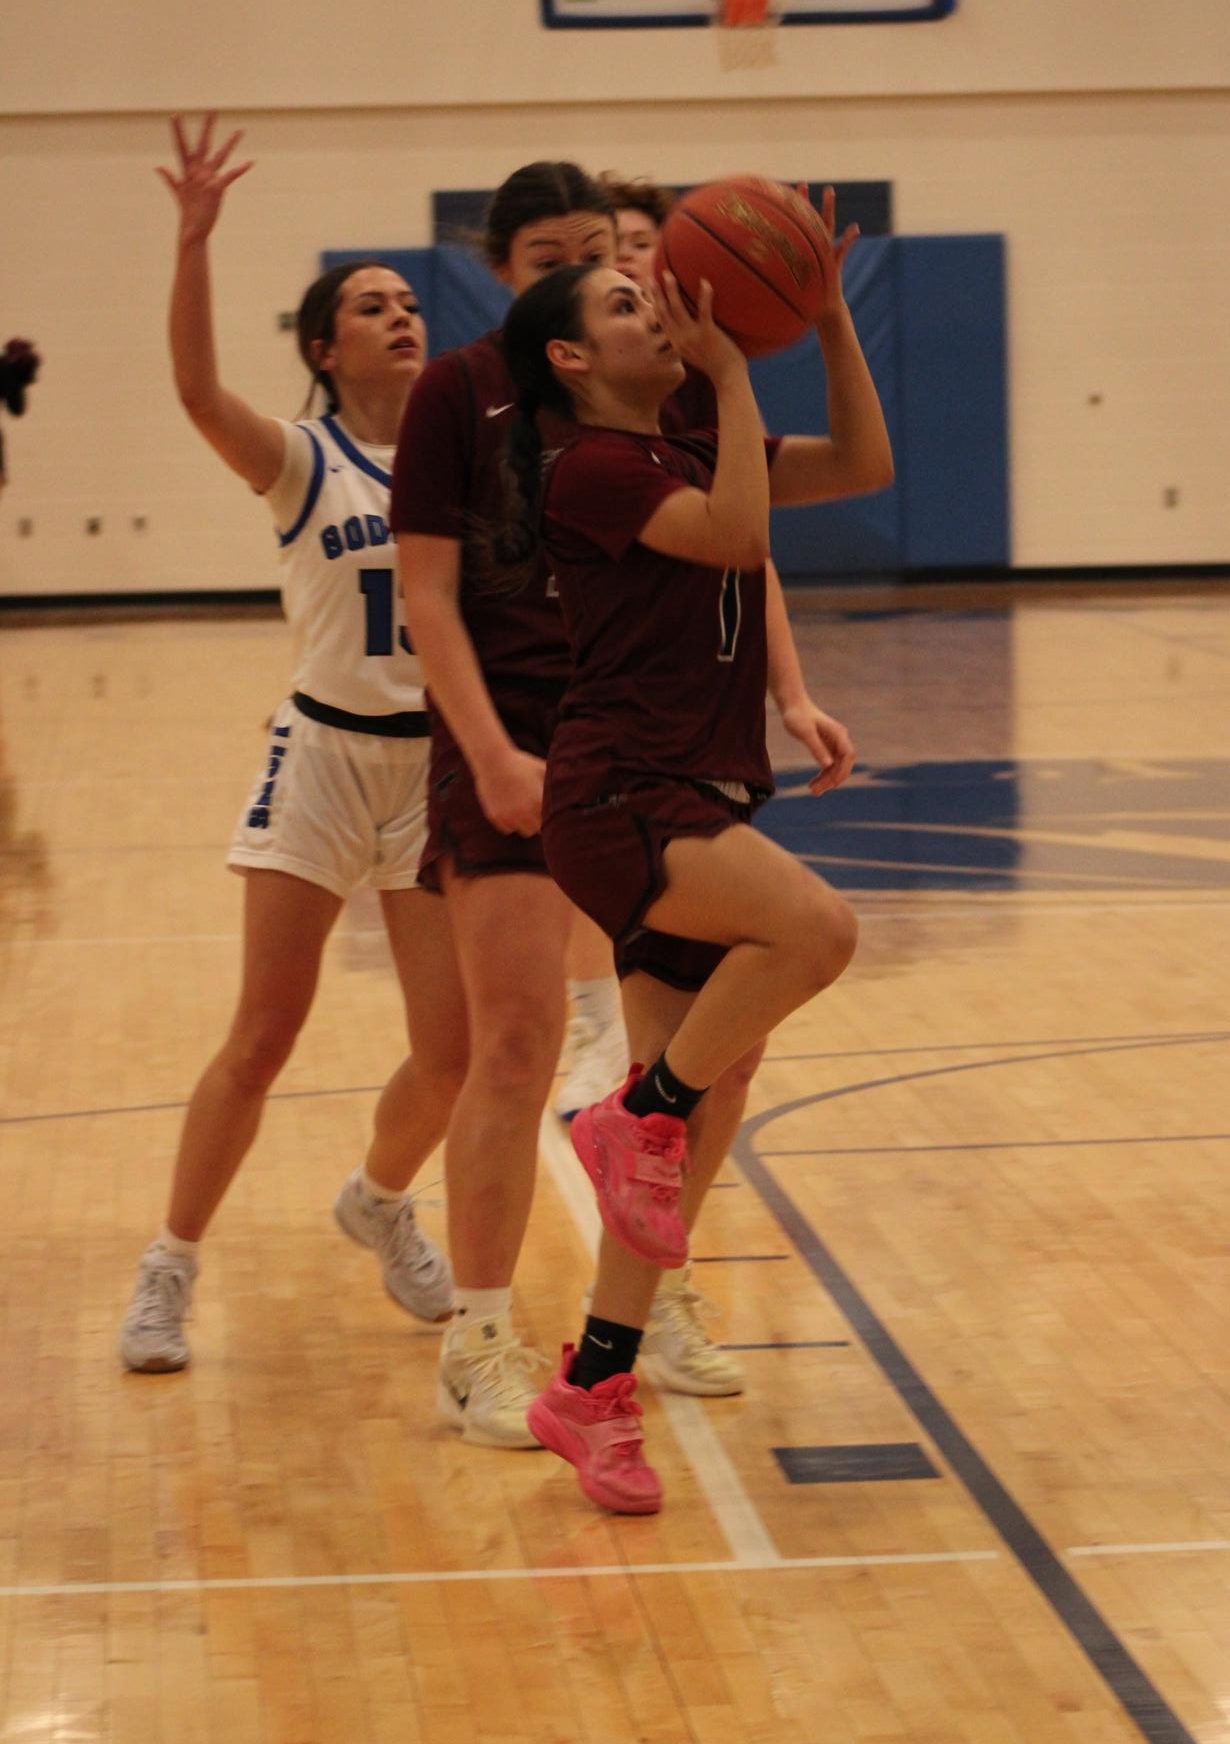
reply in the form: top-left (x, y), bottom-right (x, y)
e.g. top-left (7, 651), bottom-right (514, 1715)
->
top-left (5, 893), bottom-right (1228, 953)
top-left (5, 1030), bottom-right (1225, 1129)
top-left (537, 1113), bottom-right (781, 1569)
top-left (766, 1028), bottom-right (1229, 1063)
top-left (1068, 1540), bottom-right (1230, 1559)
top-left (734, 1033), bottom-right (1214, 1744)
top-left (0, 1548), bottom-right (999, 1601)
top-left (761, 1134), bottom-right (1230, 1157)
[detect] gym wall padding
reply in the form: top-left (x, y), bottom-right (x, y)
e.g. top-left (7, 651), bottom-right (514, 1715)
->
top-left (324, 233), bottom-right (1008, 576)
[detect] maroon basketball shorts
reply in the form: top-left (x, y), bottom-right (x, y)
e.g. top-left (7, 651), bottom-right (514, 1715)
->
top-left (543, 776), bottom-right (754, 993)
top-left (418, 682), bottom-right (564, 892)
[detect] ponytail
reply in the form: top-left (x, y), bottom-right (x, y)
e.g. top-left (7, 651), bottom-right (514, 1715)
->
top-left (472, 263), bottom-right (598, 594)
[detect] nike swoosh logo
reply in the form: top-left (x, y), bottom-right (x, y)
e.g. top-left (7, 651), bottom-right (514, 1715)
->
top-left (486, 402), bottom-right (513, 419)
top-left (654, 1076), bottom-right (678, 1104)
top-left (587, 1335), bottom-right (614, 1351)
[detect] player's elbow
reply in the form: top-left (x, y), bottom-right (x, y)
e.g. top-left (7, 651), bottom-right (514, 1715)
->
top-left (855, 446), bottom-right (895, 496)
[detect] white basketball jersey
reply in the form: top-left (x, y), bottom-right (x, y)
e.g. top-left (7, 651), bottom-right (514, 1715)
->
top-left (264, 416), bottom-right (425, 717)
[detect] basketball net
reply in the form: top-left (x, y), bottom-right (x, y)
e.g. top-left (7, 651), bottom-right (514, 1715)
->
top-left (711, 0), bottom-right (782, 67)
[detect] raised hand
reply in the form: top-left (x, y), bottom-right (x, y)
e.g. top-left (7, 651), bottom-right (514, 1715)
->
top-left (157, 113), bottom-right (253, 246)
top-left (652, 272), bottom-right (749, 385)
top-left (793, 183), bottom-right (859, 318)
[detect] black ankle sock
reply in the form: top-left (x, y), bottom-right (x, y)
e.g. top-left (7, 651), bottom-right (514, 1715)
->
top-left (623, 1053), bottom-right (705, 1122)
top-left (567, 1316), bottom-right (644, 1390)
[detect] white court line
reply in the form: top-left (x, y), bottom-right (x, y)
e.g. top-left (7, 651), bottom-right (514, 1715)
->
top-left (6, 897), bottom-right (1230, 949)
top-left (537, 1112), bottom-right (781, 1568)
top-left (0, 1549), bottom-right (997, 1601)
top-left (1067, 1540), bottom-right (1230, 1558)
top-left (1, 929), bottom-right (387, 948)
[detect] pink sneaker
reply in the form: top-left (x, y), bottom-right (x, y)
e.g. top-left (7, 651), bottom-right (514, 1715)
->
top-left (571, 1068), bottom-right (688, 1267)
top-left (527, 1347), bottom-right (662, 1514)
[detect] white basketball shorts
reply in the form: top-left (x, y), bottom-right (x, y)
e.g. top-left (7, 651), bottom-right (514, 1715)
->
top-left (227, 697), bottom-right (431, 898)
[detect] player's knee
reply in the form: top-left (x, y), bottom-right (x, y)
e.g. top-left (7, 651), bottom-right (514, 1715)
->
top-left (473, 1003), bottom-right (559, 1093)
top-left (793, 889), bottom-right (858, 994)
top-left (224, 1006), bottom-right (307, 1090)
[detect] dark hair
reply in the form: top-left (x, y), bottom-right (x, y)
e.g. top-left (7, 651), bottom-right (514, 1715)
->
top-left (295, 259), bottom-right (400, 416)
top-left (483, 162), bottom-right (614, 266)
top-left (478, 264), bottom-right (597, 591)
top-left (0, 338), bottom-right (41, 417)
top-left (600, 173), bottom-right (677, 230)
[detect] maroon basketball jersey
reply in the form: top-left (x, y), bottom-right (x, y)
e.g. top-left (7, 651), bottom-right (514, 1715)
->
top-left (542, 425), bottom-right (780, 811)
top-left (390, 331), bottom-right (571, 686)
top-left (660, 363), bottom-right (718, 435)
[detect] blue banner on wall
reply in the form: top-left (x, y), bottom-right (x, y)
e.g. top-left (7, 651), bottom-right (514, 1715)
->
top-left (543, 0), bottom-right (954, 25)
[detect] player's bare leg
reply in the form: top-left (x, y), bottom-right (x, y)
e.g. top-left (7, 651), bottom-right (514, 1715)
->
top-left (641, 826), bottom-right (856, 1088)
top-left (333, 885), bottom-right (468, 1325)
top-left (435, 865), bottom-right (570, 1448)
top-left (120, 870), bottom-right (341, 1371)
top-left (590, 970), bottom-right (762, 1394)
top-left (555, 905), bottom-right (629, 1120)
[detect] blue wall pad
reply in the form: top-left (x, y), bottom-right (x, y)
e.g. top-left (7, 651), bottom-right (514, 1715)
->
top-left (895, 235), bottom-right (1009, 568)
top-left (323, 232), bottom-right (1008, 575)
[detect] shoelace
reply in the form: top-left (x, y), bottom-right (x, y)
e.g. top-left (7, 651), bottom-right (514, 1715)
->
top-left (593, 1380), bottom-right (647, 1461)
top-left (468, 1339), bottom-right (543, 1407)
top-left (131, 1263), bottom-right (189, 1334)
top-left (633, 1123), bottom-right (686, 1203)
top-left (654, 1286), bottom-right (715, 1355)
top-left (385, 1200), bottom-right (440, 1278)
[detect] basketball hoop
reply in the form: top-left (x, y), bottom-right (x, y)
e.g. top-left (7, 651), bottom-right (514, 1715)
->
top-left (713, 0), bottom-right (781, 24)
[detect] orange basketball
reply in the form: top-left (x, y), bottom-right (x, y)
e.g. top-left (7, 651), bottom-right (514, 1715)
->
top-left (654, 176), bottom-right (829, 357)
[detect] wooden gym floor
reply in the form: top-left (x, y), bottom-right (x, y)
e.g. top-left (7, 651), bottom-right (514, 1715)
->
top-left (1, 580), bottom-right (1228, 1744)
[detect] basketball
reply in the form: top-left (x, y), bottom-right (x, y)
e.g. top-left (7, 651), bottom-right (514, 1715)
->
top-left (654, 175), bottom-right (829, 357)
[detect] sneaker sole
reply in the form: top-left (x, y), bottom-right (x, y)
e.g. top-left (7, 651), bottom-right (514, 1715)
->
top-left (120, 1349), bottom-right (190, 1374)
top-left (435, 1379), bottom-right (543, 1451)
top-left (334, 1198), bottom-right (454, 1325)
top-left (569, 1111), bottom-right (688, 1270)
top-left (526, 1399), bottom-right (661, 1514)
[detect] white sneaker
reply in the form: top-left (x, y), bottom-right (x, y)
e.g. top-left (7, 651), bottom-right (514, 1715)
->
top-left (640, 1265), bottom-right (745, 1397)
top-left (554, 1010), bottom-right (630, 1122)
top-left (119, 1243), bottom-right (197, 1372)
top-left (333, 1172), bottom-right (454, 1324)
top-left (436, 1312), bottom-right (545, 1449)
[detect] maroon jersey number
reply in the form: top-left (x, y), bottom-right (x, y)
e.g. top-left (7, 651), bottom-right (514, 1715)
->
top-left (718, 568), bottom-right (742, 663)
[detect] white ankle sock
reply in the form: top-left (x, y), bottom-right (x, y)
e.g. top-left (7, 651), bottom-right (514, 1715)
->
top-left (359, 1166), bottom-right (403, 1203)
top-left (568, 976), bottom-right (621, 1030)
top-left (156, 1225), bottom-right (199, 1258)
top-left (453, 1287), bottom-right (511, 1323)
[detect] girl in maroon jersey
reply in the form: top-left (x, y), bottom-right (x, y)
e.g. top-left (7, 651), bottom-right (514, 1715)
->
top-left (495, 196), bottom-right (893, 1511)
top-left (392, 162), bottom-right (623, 1451)
top-left (595, 169), bottom-right (859, 1403)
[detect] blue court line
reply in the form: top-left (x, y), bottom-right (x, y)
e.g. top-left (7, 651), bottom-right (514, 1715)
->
top-left (723, 1341), bottom-right (850, 1351)
top-left (3, 1030), bottom-right (1224, 1129)
top-left (763, 1027), bottom-right (1227, 1064)
top-left (690, 1254), bottom-right (789, 1264)
top-left (734, 1031), bottom-right (1216, 1744)
top-left (761, 1133), bottom-right (1230, 1157)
